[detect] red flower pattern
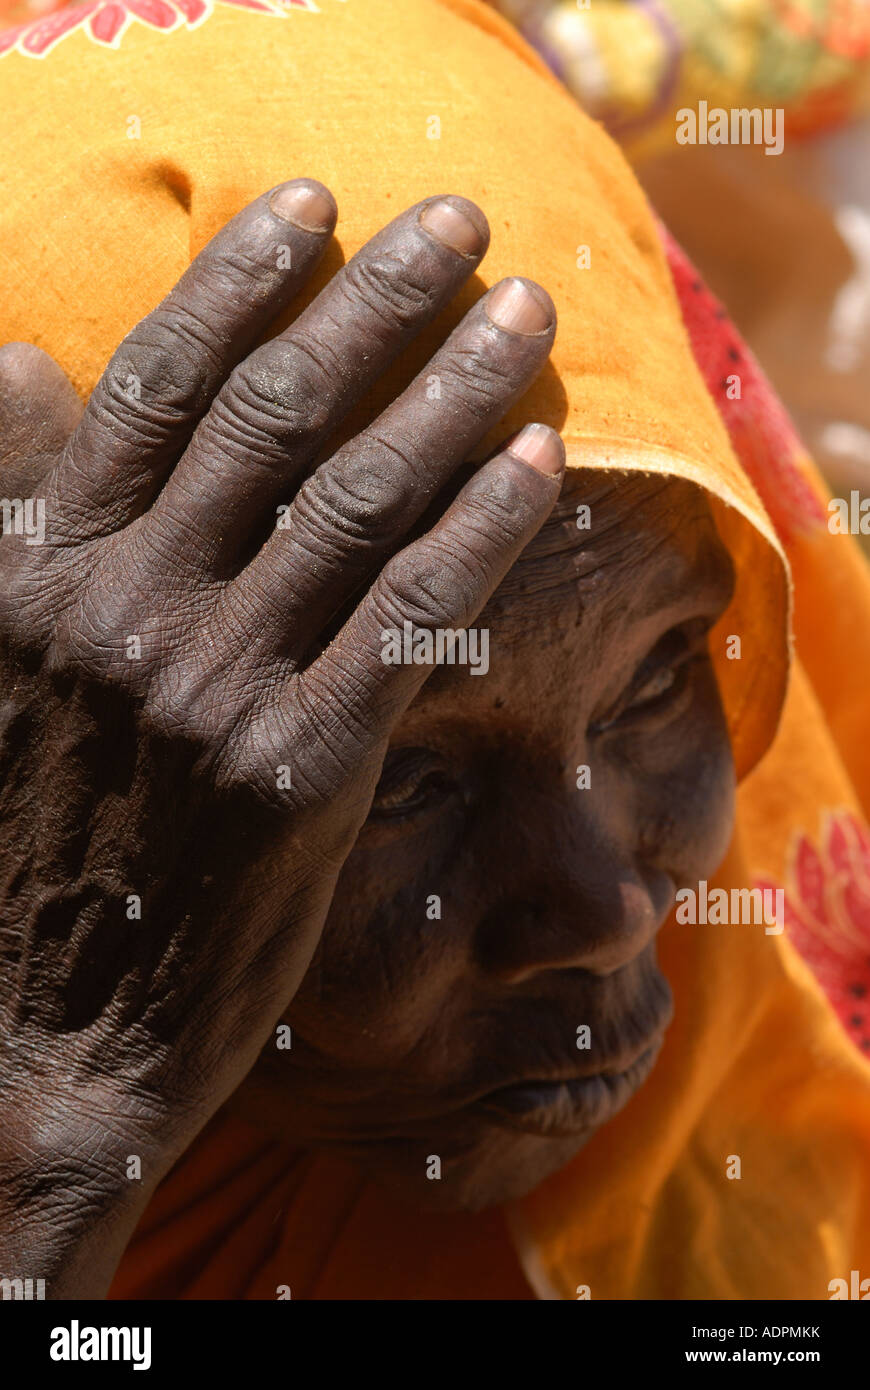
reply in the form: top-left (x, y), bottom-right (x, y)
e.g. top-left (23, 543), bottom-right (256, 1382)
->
top-left (0, 0), bottom-right (319, 58)
top-left (758, 810), bottom-right (870, 1054)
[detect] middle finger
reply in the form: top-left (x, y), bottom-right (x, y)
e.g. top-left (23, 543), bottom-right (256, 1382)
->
top-left (145, 195), bottom-right (490, 574)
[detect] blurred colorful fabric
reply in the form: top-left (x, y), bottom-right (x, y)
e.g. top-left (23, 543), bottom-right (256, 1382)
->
top-left (0, 0), bottom-right (62, 31)
top-left (492, 0), bottom-right (870, 154)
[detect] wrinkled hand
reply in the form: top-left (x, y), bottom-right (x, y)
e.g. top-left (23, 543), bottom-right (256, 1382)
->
top-left (0, 180), bottom-right (563, 1227)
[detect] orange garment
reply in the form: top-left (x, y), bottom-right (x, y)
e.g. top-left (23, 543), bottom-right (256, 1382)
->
top-left (1, 0), bottom-right (869, 1300)
top-left (105, 1108), bottom-right (535, 1299)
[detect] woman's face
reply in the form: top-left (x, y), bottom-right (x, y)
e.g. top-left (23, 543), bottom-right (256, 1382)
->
top-left (238, 471), bottom-right (737, 1209)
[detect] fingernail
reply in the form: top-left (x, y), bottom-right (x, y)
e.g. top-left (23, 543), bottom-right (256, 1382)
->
top-left (419, 198), bottom-right (487, 256)
top-left (269, 182), bottom-right (336, 232)
top-left (506, 423), bottom-right (565, 476)
top-left (486, 278), bottom-right (553, 335)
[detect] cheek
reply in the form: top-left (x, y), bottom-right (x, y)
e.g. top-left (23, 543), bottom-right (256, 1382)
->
top-left (287, 848), bottom-right (458, 1063)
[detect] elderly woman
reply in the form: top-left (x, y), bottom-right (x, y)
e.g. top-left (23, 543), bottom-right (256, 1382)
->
top-left (1, 0), bottom-right (870, 1300)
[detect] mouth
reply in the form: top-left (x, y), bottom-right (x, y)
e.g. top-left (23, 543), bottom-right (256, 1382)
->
top-left (468, 1037), bottom-right (664, 1138)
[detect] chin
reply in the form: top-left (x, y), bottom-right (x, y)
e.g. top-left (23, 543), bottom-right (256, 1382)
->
top-left (234, 1013), bottom-right (667, 1210)
top-left (332, 1037), bottom-right (666, 1210)
top-left (334, 1127), bottom-right (599, 1213)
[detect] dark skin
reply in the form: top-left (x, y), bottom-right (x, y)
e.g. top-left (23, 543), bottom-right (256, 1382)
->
top-left (0, 180), bottom-right (736, 1296)
top-left (239, 471), bottom-right (737, 1211)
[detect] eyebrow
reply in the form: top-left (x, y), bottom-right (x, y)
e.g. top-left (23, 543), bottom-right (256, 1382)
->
top-left (483, 496), bottom-right (735, 628)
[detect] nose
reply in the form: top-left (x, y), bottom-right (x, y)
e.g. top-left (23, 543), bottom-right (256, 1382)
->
top-left (473, 802), bottom-right (670, 985)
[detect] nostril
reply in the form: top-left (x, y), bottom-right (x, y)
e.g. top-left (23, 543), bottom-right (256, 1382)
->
top-left (475, 879), bottom-right (663, 984)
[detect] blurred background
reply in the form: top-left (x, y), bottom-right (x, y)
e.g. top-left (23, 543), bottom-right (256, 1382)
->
top-left (492, 0), bottom-right (870, 548)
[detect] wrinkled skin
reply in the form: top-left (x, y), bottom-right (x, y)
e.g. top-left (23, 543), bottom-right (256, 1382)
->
top-left (0, 180), bottom-right (735, 1297)
top-left (239, 469), bottom-right (737, 1210)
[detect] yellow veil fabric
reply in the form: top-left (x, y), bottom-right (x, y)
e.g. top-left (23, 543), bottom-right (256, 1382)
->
top-left (1, 0), bottom-right (869, 1299)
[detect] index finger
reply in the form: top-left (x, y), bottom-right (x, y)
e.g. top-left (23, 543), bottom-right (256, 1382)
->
top-left (52, 179), bottom-right (339, 538)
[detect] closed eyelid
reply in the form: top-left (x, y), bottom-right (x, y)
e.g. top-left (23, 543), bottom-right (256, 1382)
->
top-left (369, 748), bottom-right (455, 818)
top-left (590, 619), bottom-right (711, 732)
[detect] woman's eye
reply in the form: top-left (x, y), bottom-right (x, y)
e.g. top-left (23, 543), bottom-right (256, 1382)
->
top-left (369, 749), bottom-right (455, 819)
top-left (625, 662), bottom-right (680, 709)
top-left (592, 620), bottom-right (710, 732)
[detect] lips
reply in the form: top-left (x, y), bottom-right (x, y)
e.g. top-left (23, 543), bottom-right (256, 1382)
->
top-left (469, 1039), bottom-right (663, 1138)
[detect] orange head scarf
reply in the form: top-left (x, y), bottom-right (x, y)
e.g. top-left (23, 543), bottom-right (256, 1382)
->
top-left (2, 0), bottom-right (869, 1300)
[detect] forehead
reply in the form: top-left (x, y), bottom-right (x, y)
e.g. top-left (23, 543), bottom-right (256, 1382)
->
top-left (404, 469), bottom-right (734, 711)
top-left (486, 469), bottom-right (729, 623)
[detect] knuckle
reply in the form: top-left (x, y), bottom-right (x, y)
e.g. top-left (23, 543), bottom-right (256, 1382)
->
top-left (48, 562), bottom-right (188, 691)
top-left (153, 306), bottom-right (227, 384)
top-left (340, 252), bottom-right (433, 333)
top-left (87, 385), bottom-right (180, 453)
top-left (219, 339), bottom-right (335, 455)
top-left (237, 687), bottom-right (364, 815)
top-left (104, 313), bottom-right (217, 421)
top-left (295, 443), bottom-right (412, 548)
top-left (439, 341), bottom-right (518, 418)
top-left (424, 536), bottom-right (489, 608)
top-left (376, 545), bottom-right (481, 630)
top-left (291, 667), bottom-right (378, 787)
top-left (460, 482), bottom-right (530, 546)
top-left (143, 662), bottom-right (227, 746)
top-left (136, 617), bottom-right (255, 753)
top-left (55, 588), bottom-right (147, 682)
